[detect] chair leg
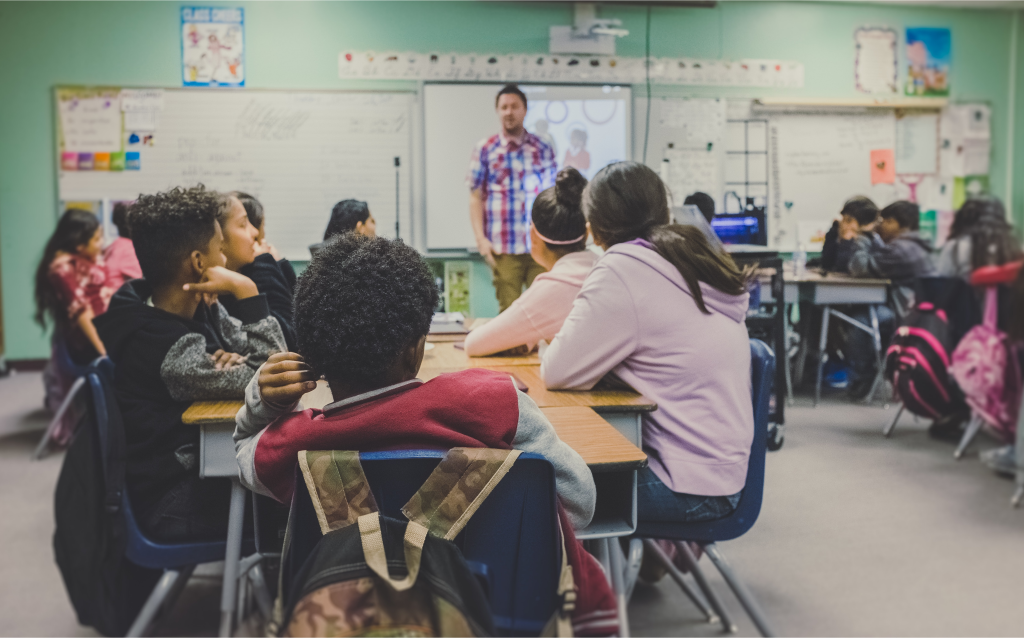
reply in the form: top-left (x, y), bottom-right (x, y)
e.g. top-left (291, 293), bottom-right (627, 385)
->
top-left (863, 305), bottom-right (884, 404)
top-left (642, 539), bottom-right (717, 625)
top-left (219, 478), bottom-right (248, 637)
top-left (1012, 485), bottom-right (1024, 509)
top-left (33, 376), bottom-right (86, 460)
top-left (248, 564), bottom-right (275, 621)
top-left (127, 569), bottom-right (186, 637)
top-left (883, 403), bottom-right (904, 438)
top-left (703, 543), bottom-right (775, 638)
top-left (815, 307), bottom-right (831, 407)
top-left (622, 538), bottom-right (644, 601)
top-left (606, 538), bottom-right (631, 638)
top-left (675, 541), bottom-right (737, 633)
top-left (954, 413), bottom-right (984, 460)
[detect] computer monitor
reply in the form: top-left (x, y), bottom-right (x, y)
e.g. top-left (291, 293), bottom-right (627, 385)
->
top-left (711, 207), bottom-right (767, 246)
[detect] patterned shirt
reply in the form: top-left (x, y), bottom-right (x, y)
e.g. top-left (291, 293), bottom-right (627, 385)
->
top-left (49, 253), bottom-right (114, 354)
top-left (467, 131), bottom-right (556, 255)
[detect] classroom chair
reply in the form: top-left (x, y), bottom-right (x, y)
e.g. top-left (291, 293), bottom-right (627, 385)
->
top-left (635, 339), bottom-right (776, 637)
top-left (33, 336), bottom-right (93, 460)
top-left (281, 450), bottom-right (562, 637)
top-left (80, 358), bottom-right (265, 637)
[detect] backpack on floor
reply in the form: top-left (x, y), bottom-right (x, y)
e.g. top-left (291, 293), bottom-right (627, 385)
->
top-left (53, 362), bottom-right (161, 637)
top-left (950, 287), bottom-right (1022, 440)
top-left (884, 300), bottom-right (965, 419)
top-left (273, 448), bottom-right (576, 637)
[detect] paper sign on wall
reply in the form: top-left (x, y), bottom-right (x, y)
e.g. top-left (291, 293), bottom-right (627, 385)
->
top-left (870, 149), bottom-right (896, 184)
top-left (182, 7), bottom-right (244, 87)
top-left (855, 28), bottom-right (898, 94)
top-left (58, 91), bottom-right (122, 154)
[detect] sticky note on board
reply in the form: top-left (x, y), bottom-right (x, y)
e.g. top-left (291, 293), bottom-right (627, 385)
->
top-left (109, 152), bottom-right (125, 171)
top-left (61, 152), bottom-right (78, 171)
top-left (870, 148), bottom-right (896, 184)
top-left (93, 152), bottom-right (110, 171)
top-left (77, 153), bottom-right (94, 171)
top-left (125, 152), bottom-right (141, 170)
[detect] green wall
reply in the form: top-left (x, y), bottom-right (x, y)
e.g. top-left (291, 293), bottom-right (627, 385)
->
top-left (0, 1), bottom-right (1019, 359)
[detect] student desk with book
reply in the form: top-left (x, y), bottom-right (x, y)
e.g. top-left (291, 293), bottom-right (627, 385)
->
top-left (184, 388), bottom-right (648, 633)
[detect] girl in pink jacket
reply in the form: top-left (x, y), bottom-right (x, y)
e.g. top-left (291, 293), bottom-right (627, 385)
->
top-left (464, 167), bottom-right (597, 356)
top-left (542, 161), bottom-right (754, 524)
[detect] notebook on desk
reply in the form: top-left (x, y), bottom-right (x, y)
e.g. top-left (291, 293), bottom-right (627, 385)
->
top-left (429, 311), bottom-right (468, 335)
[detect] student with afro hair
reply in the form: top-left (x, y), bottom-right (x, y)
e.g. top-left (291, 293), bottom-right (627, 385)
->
top-left (233, 233), bottom-right (619, 635)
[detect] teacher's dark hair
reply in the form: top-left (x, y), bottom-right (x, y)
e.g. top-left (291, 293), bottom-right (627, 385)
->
top-left (496, 84), bottom-right (527, 109)
top-left (532, 167), bottom-right (588, 254)
top-left (584, 161), bottom-right (750, 314)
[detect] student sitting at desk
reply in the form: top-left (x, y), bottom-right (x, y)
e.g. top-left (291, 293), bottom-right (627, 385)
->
top-left (464, 167), bottom-right (597, 356)
top-left (936, 196), bottom-right (1021, 280)
top-left (233, 233), bottom-right (618, 636)
top-left (818, 196), bottom-right (879, 273)
top-left (542, 162), bottom-right (754, 527)
top-left (233, 191), bottom-right (298, 292)
top-left (94, 186), bottom-right (286, 542)
top-left (216, 192), bottom-right (298, 350)
top-left (683, 191), bottom-right (716, 224)
top-left (845, 200), bottom-right (937, 397)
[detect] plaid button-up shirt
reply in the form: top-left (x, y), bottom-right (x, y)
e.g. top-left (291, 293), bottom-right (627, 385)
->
top-left (467, 131), bottom-right (556, 255)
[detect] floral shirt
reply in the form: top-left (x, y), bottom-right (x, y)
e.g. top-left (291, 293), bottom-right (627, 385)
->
top-left (49, 253), bottom-right (114, 352)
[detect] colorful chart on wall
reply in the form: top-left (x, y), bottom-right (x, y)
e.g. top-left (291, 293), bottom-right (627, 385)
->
top-left (181, 7), bottom-right (244, 87)
top-left (905, 27), bottom-right (950, 97)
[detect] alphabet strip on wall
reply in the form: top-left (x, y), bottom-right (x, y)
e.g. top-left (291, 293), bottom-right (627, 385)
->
top-left (339, 51), bottom-right (804, 88)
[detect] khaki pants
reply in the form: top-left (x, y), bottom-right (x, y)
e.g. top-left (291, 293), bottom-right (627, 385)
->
top-left (492, 253), bottom-right (546, 312)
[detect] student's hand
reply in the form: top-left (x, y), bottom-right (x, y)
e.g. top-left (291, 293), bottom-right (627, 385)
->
top-left (211, 349), bottom-right (248, 370)
top-left (476, 236), bottom-right (498, 269)
top-left (258, 352), bottom-right (319, 407)
top-left (255, 240), bottom-right (282, 261)
top-left (184, 266), bottom-right (259, 300)
top-left (839, 216), bottom-right (860, 241)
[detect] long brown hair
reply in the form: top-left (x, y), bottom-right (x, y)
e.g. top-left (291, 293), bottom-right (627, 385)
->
top-left (584, 161), bottom-right (749, 314)
top-left (948, 197), bottom-right (1021, 270)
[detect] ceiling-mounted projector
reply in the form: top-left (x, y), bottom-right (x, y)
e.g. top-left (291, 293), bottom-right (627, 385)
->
top-left (550, 3), bottom-right (629, 56)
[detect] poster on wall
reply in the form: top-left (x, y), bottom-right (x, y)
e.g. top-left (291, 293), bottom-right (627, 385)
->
top-left (854, 27), bottom-right (897, 94)
top-left (181, 7), bottom-right (245, 87)
top-left (905, 27), bottom-right (950, 96)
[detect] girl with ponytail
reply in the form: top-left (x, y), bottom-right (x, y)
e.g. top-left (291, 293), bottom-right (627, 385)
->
top-left (543, 161), bottom-right (755, 527)
top-left (464, 167), bottom-right (597, 356)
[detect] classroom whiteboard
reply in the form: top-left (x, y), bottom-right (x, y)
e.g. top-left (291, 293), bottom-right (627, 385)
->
top-left (58, 89), bottom-right (414, 260)
top-left (768, 112), bottom-right (898, 250)
top-left (423, 83), bottom-right (631, 251)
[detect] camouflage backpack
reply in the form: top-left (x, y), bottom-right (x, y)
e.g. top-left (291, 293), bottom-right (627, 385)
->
top-left (273, 447), bottom-right (575, 637)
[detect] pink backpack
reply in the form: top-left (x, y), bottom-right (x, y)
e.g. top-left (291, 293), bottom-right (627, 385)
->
top-left (949, 287), bottom-right (1021, 441)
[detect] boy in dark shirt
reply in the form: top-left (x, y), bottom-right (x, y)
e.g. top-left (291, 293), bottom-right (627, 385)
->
top-left (844, 200), bottom-right (936, 398)
top-left (819, 196), bottom-right (879, 273)
top-left (95, 185), bottom-right (286, 541)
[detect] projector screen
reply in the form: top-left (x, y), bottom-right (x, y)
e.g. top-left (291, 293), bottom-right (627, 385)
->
top-left (423, 83), bottom-right (631, 251)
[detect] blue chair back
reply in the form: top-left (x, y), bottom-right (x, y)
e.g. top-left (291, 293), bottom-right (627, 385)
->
top-left (284, 451), bottom-right (560, 637)
top-left (54, 335), bottom-right (92, 378)
top-left (82, 359), bottom-right (231, 569)
top-left (636, 338), bottom-right (775, 542)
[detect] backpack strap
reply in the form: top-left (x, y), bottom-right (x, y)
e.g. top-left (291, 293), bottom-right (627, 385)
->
top-left (541, 516), bottom-right (576, 637)
top-left (357, 512), bottom-right (428, 592)
top-left (401, 447), bottom-right (522, 540)
top-left (297, 450), bottom-right (378, 534)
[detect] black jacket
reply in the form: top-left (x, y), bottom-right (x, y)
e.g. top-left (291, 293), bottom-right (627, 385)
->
top-left (94, 279), bottom-right (285, 515)
top-left (220, 253), bottom-right (298, 350)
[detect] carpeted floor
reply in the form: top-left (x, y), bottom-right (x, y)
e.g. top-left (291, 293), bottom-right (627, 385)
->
top-left (1, 371), bottom-right (1021, 637)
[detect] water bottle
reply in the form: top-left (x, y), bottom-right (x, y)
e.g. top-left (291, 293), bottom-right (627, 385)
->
top-left (793, 242), bottom-right (807, 279)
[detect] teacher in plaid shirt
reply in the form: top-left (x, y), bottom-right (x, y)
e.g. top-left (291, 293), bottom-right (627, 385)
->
top-left (468, 84), bottom-right (557, 311)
